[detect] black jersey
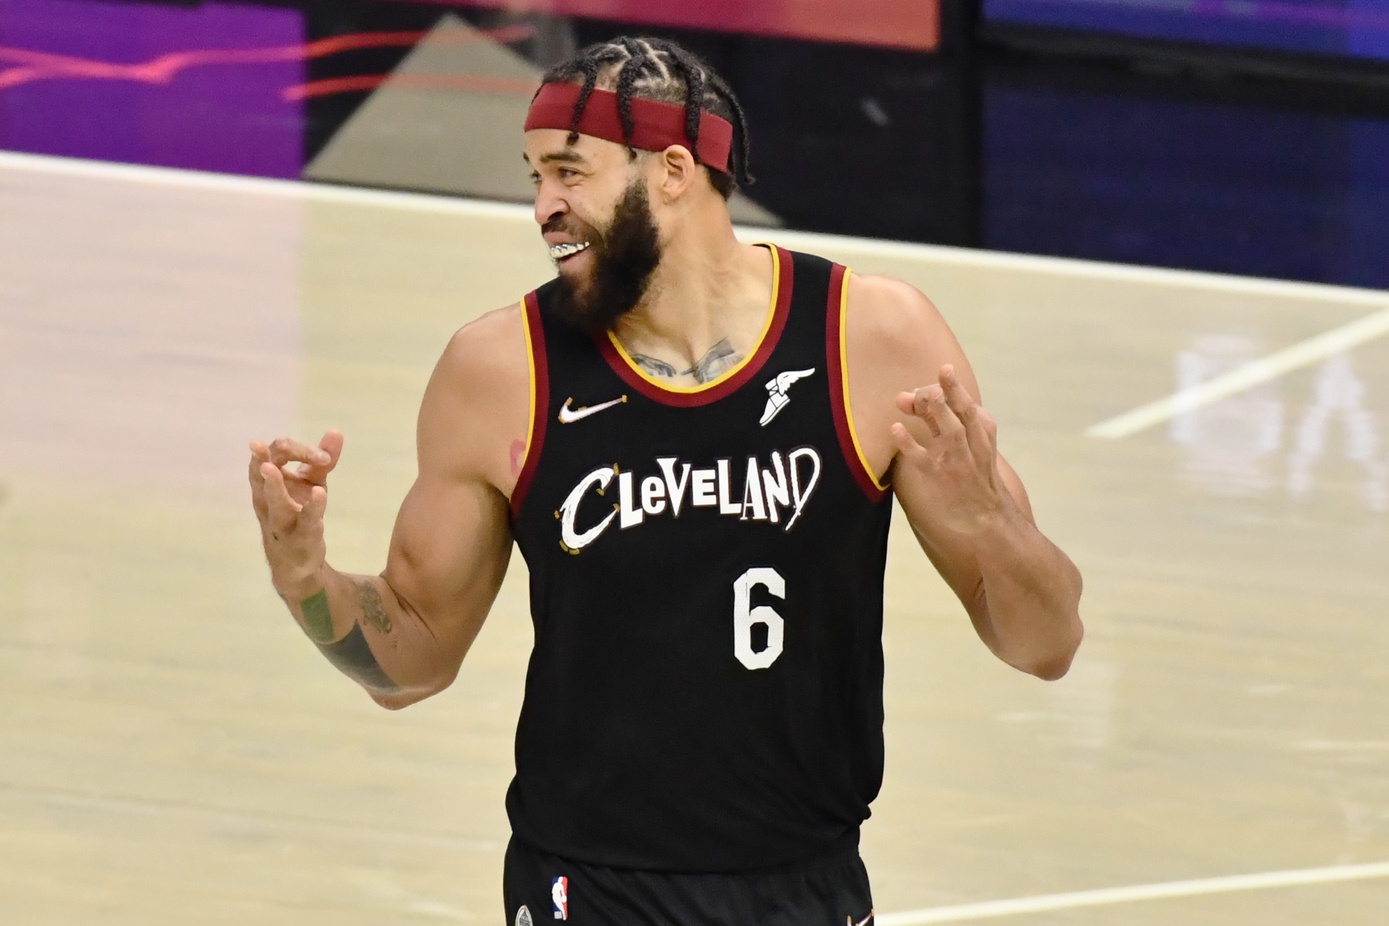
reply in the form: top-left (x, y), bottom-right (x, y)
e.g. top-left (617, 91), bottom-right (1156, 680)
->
top-left (507, 246), bottom-right (894, 873)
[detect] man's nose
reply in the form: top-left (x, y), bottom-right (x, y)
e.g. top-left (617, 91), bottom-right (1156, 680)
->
top-left (534, 181), bottom-right (568, 228)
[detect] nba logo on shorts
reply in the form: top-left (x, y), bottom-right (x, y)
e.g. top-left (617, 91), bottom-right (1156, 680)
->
top-left (551, 875), bottom-right (569, 920)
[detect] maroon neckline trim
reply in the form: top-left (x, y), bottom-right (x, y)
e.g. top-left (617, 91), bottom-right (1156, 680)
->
top-left (595, 245), bottom-right (794, 408)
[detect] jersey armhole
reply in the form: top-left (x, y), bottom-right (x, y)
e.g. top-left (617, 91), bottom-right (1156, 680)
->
top-left (826, 265), bottom-right (890, 502)
top-left (510, 291), bottom-right (550, 519)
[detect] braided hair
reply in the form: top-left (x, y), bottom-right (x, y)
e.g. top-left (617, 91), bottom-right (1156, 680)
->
top-left (536, 36), bottom-right (753, 199)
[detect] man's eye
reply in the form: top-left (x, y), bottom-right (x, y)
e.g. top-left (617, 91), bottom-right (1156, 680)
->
top-left (559, 169), bottom-right (579, 180)
top-left (529, 173), bottom-right (540, 185)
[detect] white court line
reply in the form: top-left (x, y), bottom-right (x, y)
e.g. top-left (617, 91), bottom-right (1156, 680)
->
top-left (6, 149), bottom-right (1389, 309)
top-left (0, 149), bottom-right (534, 220)
top-left (0, 780), bottom-right (499, 852)
top-left (1086, 306), bottom-right (1389, 439)
top-left (876, 860), bottom-right (1389, 925)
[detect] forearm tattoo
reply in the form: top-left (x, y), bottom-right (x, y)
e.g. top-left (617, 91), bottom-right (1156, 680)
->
top-left (631, 338), bottom-right (744, 384)
top-left (289, 584), bottom-right (399, 692)
top-left (299, 589), bottom-right (336, 643)
top-left (355, 578), bottom-right (393, 635)
top-left (317, 623), bottom-right (400, 692)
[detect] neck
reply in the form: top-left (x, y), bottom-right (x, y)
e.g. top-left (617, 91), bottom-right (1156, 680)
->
top-left (613, 203), bottom-right (770, 369)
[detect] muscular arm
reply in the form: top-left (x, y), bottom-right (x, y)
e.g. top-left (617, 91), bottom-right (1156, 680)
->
top-left (284, 472), bottom-right (512, 710)
top-left (258, 306), bottom-right (529, 708)
top-left (845, 275), bottom-right (1083, 679)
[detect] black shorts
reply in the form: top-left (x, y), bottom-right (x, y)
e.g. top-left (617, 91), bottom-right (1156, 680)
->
top-left (502, 836), bottom-right (874, 926)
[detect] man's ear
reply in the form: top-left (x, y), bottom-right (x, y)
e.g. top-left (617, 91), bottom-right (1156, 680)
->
top-left (657, 145), bottom-right (698, 201)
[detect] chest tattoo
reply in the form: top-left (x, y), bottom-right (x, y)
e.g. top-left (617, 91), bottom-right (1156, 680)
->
top-left (631, 339), bottom-right (744, 384)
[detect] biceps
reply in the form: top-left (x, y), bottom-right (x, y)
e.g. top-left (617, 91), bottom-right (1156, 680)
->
top-left (383, 473), bottom-right (513, 656)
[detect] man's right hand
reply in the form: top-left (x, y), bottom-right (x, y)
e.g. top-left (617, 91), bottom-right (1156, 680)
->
top-left (249, 431), bottom-right (344, 600)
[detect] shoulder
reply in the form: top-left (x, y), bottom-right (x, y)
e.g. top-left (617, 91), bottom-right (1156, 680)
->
top-left (844, 272), bottom-right (964, 380)
top-left (832, 271), bottom-right (985, 479)
top-left (433, 303), bottom-right (529, 386)
top-left (846, 272), bottom-right (949, 341)
top-left (418, 304), bottom-right (531, 489)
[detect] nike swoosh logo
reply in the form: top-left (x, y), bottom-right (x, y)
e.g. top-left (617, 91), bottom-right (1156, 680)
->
top-left (557, 395), bottom-right (628, 424)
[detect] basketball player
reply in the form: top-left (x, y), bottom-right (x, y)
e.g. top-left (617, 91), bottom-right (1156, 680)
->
top-left (249, 37), bottom-right (1083, 926)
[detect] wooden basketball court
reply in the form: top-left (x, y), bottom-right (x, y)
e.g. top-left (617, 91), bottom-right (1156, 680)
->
top-left (2, 150), bottom-right (1386, 925)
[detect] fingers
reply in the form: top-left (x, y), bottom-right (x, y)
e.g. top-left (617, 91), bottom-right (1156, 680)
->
top-left (318, 429), bottom-right (344, 465)
top-left (937, 365), bottom-right (973, 422)
top-left (302, 484), bottom-right (328, 524)
top-left (259, 461), bottom-right (303, 535)
top-left (897, 366), bottom-right (996, 446)
top-left (294, 430), bottom-right (340, 483)
top-left (248, 441), bottom-right (272, 516)
top-left (248, 440), bottom-right (270, 476)
top-left (293, 430), bottom-right (345, 485)
top-left (892, 366), bottom-right (1001, 485)
top-left (250, 431), bottom-right (342, 493)
top-left (897, 381), bottom-right (963, 441)
top-left (889, 421), bottom-right (927, 464)
top-left (937, 365), bottom-right (997, 450)
top-left (267, 435), bottom-right (332, 469)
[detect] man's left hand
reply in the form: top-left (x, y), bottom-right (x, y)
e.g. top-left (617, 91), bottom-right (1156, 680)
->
top-left (890, 364), bottom-right (1013, 536)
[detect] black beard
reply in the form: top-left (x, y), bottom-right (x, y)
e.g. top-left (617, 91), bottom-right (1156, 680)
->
top-left (550, 180), bottom-right (663, 335)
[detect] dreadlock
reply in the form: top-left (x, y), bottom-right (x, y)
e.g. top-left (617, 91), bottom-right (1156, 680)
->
top-left (536, 36), bottom-right (754, 199)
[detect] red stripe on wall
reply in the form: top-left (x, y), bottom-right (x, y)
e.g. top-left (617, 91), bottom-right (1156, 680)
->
top-left (386, 0), bottom-right (940, 51)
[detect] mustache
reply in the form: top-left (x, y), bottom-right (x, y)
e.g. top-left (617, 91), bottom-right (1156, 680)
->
top-left (542, 216), bottom-right (599, 242)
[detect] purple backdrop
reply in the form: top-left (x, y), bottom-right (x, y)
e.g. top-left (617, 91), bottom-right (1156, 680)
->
top-left (0, 0), bottom-right (305, 177)
top-left (984, 0), bottom-right (1389, 63)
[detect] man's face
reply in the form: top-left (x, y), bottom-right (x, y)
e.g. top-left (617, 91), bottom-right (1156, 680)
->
top-left (524, 130), bottom-right (663, 334)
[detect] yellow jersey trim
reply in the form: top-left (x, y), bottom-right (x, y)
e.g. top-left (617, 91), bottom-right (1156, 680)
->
top-left (840, 269), bottom-right (889, 492)
top-left (520, 297), bottom-right (538, 469)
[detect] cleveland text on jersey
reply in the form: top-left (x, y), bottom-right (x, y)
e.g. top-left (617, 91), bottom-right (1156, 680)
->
top-left (555, 447), bottom-right (823, 552)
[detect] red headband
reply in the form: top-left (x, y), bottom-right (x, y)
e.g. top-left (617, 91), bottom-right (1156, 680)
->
top-left (524, 82), bottom-right (734, 174)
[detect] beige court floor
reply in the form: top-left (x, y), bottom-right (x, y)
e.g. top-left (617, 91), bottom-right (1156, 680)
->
top-left (1, 152), bottom-right (1387, 926)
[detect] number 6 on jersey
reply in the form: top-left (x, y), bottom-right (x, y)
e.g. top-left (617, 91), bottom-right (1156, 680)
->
top-left (734, 567), bottom-right (785, 670)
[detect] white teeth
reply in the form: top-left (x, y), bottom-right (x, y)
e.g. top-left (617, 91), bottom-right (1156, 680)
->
top-left (549, 241), bottom-right (591, 259)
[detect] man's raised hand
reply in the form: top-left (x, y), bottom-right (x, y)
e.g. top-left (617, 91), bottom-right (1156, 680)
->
top-left (890, 366), bottom-right (1013, 536)
top-left (248, 430), bottom-right (344, 598)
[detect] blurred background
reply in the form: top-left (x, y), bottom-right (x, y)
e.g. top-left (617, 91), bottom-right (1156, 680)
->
top-left (3, 0), bottom-right (1388, 287)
